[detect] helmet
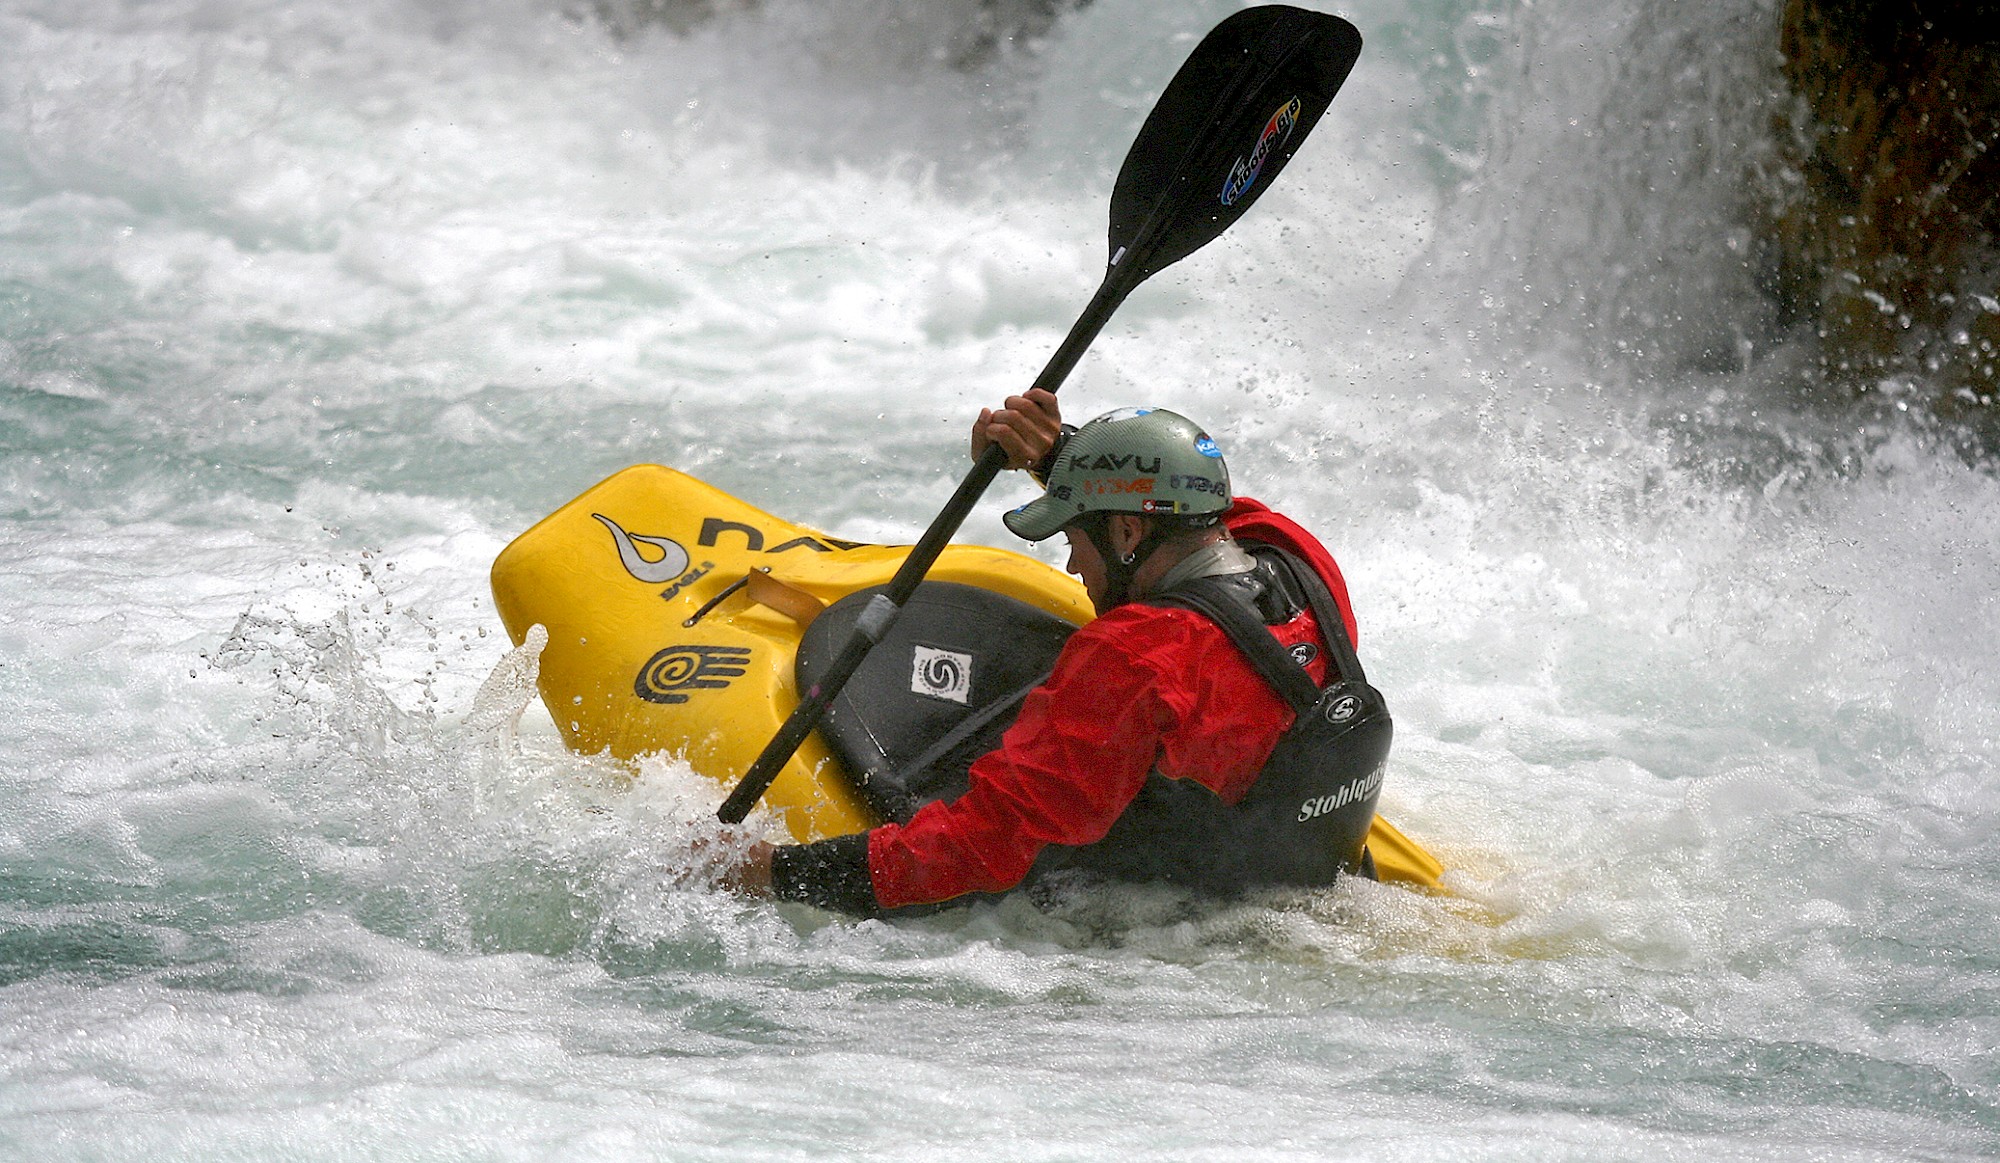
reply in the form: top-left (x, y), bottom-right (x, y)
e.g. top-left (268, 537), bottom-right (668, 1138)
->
top-left (1003, 407), bottom-right (1231, 542)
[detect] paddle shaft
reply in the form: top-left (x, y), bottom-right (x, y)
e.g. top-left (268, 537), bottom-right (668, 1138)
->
top-left (716, 271), bottom-right (1136, 824)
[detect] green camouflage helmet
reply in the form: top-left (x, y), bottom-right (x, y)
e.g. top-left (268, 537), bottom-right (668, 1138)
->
top-left (1003, 407), bottom-right (1231, 542)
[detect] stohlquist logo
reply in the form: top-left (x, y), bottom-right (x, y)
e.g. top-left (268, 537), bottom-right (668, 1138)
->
top-left (1220, 96), bottom-right (1302, 206)
top-left (1324, 693), bottom-right (1361, 724)
top-left (1295, 761), bottom-right (1384, 823)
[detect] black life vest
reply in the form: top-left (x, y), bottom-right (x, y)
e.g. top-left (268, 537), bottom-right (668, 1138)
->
top-left (1042, 544), bottom-right (1391, 891)
top-left (797, 544), bottom-right (1390, 897)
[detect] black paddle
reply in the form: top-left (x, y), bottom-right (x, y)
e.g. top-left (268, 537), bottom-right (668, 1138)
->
top-left (719, 5), bottom-right (1361, 825)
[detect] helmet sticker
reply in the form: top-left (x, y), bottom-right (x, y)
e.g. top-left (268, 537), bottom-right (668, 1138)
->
top-left (1169, 473), bottom-right (1225, 495)
top-left (1097, 407), bottom-right (1155, 423)
top-left (1080, 452), bottom-right (1162, 473)
top-left (1194, 435), bottom-right (1222, 458)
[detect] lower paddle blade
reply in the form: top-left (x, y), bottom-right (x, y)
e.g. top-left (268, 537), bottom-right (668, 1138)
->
top-left (1107, 5), bottom-right (1362, 282)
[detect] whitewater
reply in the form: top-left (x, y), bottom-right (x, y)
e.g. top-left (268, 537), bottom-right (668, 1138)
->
top-left (3, 0), bottom-right (1997, 1158)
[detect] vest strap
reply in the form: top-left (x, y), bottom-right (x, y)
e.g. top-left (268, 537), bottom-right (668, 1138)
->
top-left (1145, 544), bottom-right (1364, 713)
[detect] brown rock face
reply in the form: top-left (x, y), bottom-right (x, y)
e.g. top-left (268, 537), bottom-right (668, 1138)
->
top-left (1773, 0), bottom-right (2000, 443)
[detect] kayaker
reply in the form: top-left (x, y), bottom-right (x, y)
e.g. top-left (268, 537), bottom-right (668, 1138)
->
top-left (724, 388), bottom-right (1388, 912)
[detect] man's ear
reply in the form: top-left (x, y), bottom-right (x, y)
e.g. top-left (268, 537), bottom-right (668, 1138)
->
top-left (1107, 513), bottom-right (1148, 558)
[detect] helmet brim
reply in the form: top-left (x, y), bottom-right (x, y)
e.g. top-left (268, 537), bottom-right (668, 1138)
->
top-left (1002, 494), bottom-right (1079, 542)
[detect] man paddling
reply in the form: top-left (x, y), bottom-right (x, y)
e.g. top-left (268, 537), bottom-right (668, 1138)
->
top-left (725, 388), bottom-right (1391, 912)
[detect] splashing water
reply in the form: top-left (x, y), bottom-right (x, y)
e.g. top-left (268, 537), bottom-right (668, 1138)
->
top-left (2, 0), bottom-right (1997, 1158)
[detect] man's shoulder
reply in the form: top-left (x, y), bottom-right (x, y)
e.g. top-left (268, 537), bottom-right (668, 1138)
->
top-left (1070, 602), bottom-right (1219, 655)
top-left (1224, 497), bottom-right (1316, 547)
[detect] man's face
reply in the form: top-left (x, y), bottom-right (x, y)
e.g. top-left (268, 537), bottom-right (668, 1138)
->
top-left (1061, 525), bottom-right (1113, 614)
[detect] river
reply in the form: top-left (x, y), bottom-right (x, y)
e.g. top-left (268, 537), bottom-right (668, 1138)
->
top-left (3, 0), bottom-right (1996, 1158)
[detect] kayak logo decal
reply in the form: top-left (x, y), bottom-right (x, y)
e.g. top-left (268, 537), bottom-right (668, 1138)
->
top-left (634, 644), bottom-right (752, 704)
top-left (1220, 96), bottom-right (1301, 207)
top-left (697, 518), bottom-right (866, 555)
top-left (595, 513), bottom-right (691, 584)
top-left (910, 645), bottom-right (972, 704)
top-left (658, 561), bottom-right (716, 604)
top-left (1295, 761), bottom-right (1384, 824)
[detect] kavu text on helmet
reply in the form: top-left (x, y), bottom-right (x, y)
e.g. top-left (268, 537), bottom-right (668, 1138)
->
top-left (1004, 407), bottom-right (1231, 542)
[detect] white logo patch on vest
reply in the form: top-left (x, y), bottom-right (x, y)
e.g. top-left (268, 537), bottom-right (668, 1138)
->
top-left (910, 645), bottom-right (972, 704)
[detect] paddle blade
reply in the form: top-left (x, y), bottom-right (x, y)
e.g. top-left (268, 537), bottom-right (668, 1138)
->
top-left (1107, 6), bottom-right (1361, 282)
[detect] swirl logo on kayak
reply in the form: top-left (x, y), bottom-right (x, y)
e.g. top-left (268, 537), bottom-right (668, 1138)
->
top-left (911, 645), bottom-right (972, 704)
top-left (594, 513), bottom-right (691, 584)
top-left (1220, 96), bottom-right (1302, 207)
top-left (634, 644), bottom-right (751, 704)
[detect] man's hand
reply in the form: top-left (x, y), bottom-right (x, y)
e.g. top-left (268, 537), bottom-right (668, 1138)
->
top-left (971, 388), bottom-right (1063, 470)
top-left (718, 839), bottom-right (776, 895)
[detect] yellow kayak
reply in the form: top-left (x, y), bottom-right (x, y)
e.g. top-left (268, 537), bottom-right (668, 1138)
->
top-left (490, 464), bottom-right (1443, 890)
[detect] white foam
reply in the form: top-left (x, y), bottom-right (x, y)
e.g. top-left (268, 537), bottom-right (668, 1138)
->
top-left (4, 0), bottom-right (1998, 1157)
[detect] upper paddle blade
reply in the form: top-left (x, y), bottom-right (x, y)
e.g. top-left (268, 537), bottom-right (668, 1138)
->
top-left (1107, 5), bottom-right (1362, 282)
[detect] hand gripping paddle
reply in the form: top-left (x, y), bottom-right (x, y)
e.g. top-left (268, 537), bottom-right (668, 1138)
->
top-left (719, 5), bottom-right (1362, 824)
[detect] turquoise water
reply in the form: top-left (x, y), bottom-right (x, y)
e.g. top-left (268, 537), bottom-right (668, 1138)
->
top-left (3, 0), bottom-right (1998, 1158)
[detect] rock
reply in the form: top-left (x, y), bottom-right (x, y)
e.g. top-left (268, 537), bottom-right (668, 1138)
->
top-left (1771, 0), bottom-right (2000, 444)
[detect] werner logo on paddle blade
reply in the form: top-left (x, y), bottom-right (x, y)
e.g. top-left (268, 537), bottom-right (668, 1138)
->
top-left (1220, 96), bottom-right (1302, 207)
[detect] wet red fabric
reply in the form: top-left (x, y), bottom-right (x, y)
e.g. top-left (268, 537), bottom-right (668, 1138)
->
top-left (866, 498), bottom-right (1357, 909)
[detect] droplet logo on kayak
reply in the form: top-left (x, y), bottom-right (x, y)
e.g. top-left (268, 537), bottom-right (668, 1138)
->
top-left (594, 513), bottom-right (691, 583)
